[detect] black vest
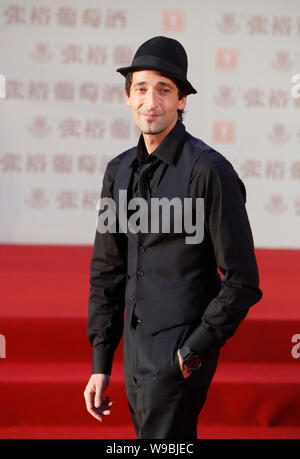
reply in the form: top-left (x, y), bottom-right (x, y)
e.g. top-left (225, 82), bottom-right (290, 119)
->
top-left (113, 132), bottom-right (222, 335)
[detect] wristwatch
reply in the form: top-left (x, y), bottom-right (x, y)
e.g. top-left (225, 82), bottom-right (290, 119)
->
top-left (179, 345), bottom-right (203, 371)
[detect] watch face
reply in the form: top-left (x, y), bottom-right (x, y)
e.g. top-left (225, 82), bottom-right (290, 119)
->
top-left (185, 355), bottom-right (202, 370)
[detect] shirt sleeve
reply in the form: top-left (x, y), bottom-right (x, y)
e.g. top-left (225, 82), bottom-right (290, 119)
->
top-left (87, 159), bottom-right (127, 375)
top-left (183, 155), bottom-right (263, 359)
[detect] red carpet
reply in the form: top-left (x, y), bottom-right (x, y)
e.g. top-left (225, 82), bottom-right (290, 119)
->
top-left (0, 244), bottom-right (300, 439)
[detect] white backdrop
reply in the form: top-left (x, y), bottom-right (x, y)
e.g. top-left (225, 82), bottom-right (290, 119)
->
top-left (0, 0), bottom-right (299, 248)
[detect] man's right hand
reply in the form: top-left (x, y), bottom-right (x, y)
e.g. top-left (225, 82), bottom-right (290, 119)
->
top-left (84, 373), bottom-right (114, 422)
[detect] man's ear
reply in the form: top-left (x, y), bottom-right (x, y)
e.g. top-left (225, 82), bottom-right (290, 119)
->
top-left (178, 95), bottom-right (187, 111)
top-left (125, 89), bottom-right (131, 107)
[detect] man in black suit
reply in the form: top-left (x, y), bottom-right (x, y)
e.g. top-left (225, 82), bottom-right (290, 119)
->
top-left (84, 36), bottom-right (262, 439)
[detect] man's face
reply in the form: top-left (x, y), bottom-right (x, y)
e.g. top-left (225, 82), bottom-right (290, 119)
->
top-left (125, 69), bottom-right (186, 136)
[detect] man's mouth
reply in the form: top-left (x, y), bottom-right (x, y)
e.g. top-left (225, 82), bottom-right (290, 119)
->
top-left (141, 113), bottom-right (161, 120)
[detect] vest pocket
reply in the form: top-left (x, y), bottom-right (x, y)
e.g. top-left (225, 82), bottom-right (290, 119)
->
top-left (161, 278), bottom-right (200, 290)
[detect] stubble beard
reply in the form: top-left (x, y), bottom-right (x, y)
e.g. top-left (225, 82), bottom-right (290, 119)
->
top-left (137, 115), bottom-right (167, 136)
top-left (141, 125), bottom-right (165, 135)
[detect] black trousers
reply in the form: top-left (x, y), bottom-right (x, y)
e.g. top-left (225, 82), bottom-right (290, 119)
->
top-left (123, 314), bottom-right (219, 439)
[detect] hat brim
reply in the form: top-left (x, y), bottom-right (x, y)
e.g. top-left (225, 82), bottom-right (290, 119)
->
top-left (116, 65), bottom-right (197, 95)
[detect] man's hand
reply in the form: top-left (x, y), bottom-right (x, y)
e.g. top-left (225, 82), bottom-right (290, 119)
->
top-left (177, 349), bottom-right (192, 379)
top-left (84, 373), bottom-right (114, 422)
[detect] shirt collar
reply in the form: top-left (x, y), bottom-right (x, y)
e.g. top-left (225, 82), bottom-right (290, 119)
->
top-left (129, 120), bottom-right (186, 168)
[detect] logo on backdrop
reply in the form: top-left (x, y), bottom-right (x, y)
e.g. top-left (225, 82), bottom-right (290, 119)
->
top-left (162, 10), bottom-right (185, 32)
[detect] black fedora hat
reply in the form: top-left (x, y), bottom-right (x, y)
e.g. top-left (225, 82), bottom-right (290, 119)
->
top-left (116, 36), bottom-right (197, 95)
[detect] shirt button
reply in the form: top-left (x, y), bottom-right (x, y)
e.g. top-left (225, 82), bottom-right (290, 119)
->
top-left (138, 245), bottom-right (145, 252)
top-left (137, 270), bottom-right (144, 277)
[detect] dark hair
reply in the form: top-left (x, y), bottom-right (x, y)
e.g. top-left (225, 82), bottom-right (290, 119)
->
top-left (125, 71), bottom-right (187, 122)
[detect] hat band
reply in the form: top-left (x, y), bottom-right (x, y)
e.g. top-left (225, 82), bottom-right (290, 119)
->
top-left (132, 55), bottom-right (186, 81)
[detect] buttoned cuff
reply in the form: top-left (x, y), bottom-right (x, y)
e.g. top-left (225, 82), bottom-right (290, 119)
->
top-left (183, 324), bottom-right (221, 360)
top-left (92, 347), bottom-right (114, 376)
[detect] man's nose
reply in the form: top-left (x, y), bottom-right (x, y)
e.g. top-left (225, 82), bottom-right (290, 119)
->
top-left (144, 89), bottom-right (158, 111)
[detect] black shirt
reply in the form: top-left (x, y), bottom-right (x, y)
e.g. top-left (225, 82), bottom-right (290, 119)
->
top-left (88, 120), bottom-right (262, 375)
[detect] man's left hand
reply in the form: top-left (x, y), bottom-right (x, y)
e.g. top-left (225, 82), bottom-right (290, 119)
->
top-left (177, 349), bottom-right (192, 379)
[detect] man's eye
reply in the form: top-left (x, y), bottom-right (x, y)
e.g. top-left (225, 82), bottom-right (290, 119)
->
top-left (137, 88), bottom-right (146, 92)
